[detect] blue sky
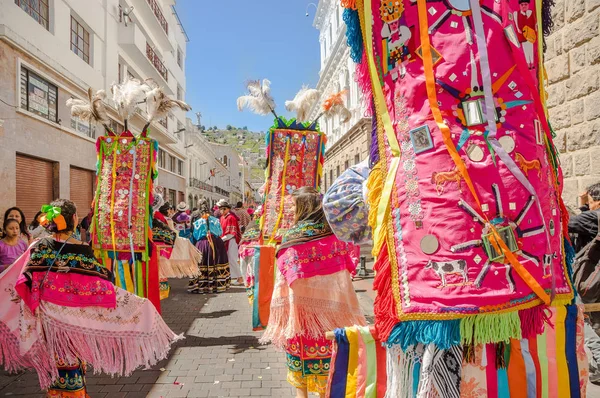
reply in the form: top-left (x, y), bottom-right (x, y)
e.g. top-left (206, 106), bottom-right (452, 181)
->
top-left (176, 1), bottom-right (321, 132)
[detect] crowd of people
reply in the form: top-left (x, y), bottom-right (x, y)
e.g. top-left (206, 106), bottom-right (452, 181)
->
top-left (3, 179), bottom-right (600, 395)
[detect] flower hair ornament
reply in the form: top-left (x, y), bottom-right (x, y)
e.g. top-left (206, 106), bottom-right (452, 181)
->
top-left (39, 205), bottom-right (67, 232)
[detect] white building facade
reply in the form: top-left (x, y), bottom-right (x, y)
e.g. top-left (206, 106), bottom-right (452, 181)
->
top-left (185, 119), bottom-right (233, 209)
top-left (0, 0), bottom-right (188, 219)
top-left (309, 0), bottom-right (371, 192)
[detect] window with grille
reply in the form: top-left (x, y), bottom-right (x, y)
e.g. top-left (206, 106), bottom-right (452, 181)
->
top-left (70, 115), bottom-right (96, 138)
top-left (108, 119), bottom-right (123, 134)
top-left (15, 0), bottom-right (49, 30)
top-left (20, 67), bottom-right (58, 122)
top-left (336, 165), bottom-right (340, 178)
top-left (355, 154), bottom-right (360, 165)
top-left (344, 160), bottom-right (349, 170)
top-left (158, 149), bottom-right (166, 168)
top-left (71, 16), bottom-right (90, 64)
top-left (169, 155), bottom-right (176, 172)
top-left (177, 86), bottom-right (183, 101)
top-left (177, 48), bottom-right (183, 68)
top-left (178, 160), bottom-right (183, 176)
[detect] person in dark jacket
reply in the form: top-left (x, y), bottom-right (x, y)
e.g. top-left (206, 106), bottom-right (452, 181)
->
top-left (568, 182), bottom-right (600, 253)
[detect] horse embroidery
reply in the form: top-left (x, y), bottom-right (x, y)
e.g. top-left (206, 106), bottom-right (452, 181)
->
top-left (431, 169), bottom-right (463, 195)
top-left (515, 153), bottom-right (541, 178)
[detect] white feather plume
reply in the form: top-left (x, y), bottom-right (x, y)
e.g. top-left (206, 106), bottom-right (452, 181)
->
top-left (111, 76), bottom-right (150, 119)
top-left (145, 86), bottom-right (191, 122)
top-left (236, 79), bottom-right (276, 116)
top-left (285, 86), bottom-right (320, 122)
top-left (66, 88), bottom-right (109, 124)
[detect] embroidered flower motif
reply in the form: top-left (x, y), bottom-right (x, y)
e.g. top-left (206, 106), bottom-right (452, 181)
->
top-left (460, 377), bottom-right (486, 398)
top-left (408, 202), bottom-right (422, 216)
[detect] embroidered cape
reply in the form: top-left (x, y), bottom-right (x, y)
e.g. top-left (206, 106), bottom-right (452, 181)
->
top-left (0, 244), bottom-right (181, 389)
top-left (342, 0), bottom-right (574, 346)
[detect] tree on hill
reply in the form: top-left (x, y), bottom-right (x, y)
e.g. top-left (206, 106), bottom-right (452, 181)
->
top-left (226, 125), bottom-right (233, 131)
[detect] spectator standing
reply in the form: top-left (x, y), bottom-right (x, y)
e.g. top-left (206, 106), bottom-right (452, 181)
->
top-left (233, 201), bottom-right (251, 233)
top-left (569, 183), bottom-right (600, 252)
top-left (0, 219), bottom-right (28, 273)
top-left (3, 207), bottom-right (30, 243)
top-left (28, 211), bottom-right (51, 240)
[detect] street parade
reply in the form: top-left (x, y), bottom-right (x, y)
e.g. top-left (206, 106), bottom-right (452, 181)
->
top-left (1, 0), bottom-right (600, 397)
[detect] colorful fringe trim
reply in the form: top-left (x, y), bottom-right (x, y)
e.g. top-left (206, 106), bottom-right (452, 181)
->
top-left (327, 305), bottom-right (587, 398)
top-left (343, 8), bottom-right (363, 63)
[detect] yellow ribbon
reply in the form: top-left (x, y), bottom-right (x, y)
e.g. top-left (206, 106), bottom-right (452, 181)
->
top-left (364, 0), bottom-right (401, 257)
top-left (268, 136), bottom-right (291, 244)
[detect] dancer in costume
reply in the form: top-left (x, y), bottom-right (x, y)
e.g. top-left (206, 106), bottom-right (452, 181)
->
top-left (236, 80), bottom-right (352, 334)
top-left (239, 219), bottom-right (261, 301)
top-left (188, 199), bottom-right (230, 294)
top-left (0, 199), bottom-right (181, 395)
top-left (260, 187), bottom-right (366, 398)
top-left (151, 193), bottom-right (200, 298)
top-left (217, 200), bottom-right (243, 285)
top-left (338, 1), bottom-right (587, 396)
top-left (70, 78), bottom-right (191, 309)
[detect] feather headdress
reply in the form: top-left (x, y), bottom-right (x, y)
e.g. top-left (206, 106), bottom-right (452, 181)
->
top-left (145, 85), bottom-right (191, 122)
top-left (285, 86), bottom-right (320, 122)
top-left (321, 90), bottom-right (351, 123)
top-left (66, 88), bottom-right (109, 125)
top-left (111, 76), bottom-right (150, 119)
top-left (237, 79), bottom-right (277, 117)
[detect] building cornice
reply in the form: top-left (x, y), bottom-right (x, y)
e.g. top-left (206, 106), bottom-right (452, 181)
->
top-left (309, 34), bottom-right (349, 119)
top-left (313, 0), bottom-right (331, 30)
top-left (324, 117), bottom-right (371, 157)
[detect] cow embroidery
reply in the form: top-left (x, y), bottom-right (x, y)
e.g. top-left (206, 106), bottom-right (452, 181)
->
top-left (425, 259), bottom-right (469, 287)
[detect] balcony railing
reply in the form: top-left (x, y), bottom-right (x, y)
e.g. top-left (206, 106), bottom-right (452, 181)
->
top-left (146, 0), bottom-right (168, 35)
top-left (189, 178), bottom-right (213, 192)
top-left (146, 43), bottom-right (168, 82)
top-left (215, 187), bottom-right (229, 197)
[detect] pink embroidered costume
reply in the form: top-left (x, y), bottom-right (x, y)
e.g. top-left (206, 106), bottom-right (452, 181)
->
top-left (0, 222), bottom-right (181, 395)
top-left (338, 0), bottom-right (587, 396)
top-left (260, 188), bottom-right (366, 395)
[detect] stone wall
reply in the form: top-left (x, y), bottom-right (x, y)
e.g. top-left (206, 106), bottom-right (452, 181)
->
top-left (546, 0), bottom-right (600, 208)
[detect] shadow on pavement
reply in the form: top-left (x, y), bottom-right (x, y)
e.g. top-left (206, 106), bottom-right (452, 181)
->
top-left (197, 309), bottom-right (237, 319)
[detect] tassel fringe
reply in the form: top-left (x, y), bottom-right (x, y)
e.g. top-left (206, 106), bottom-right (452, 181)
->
top-left (372, 242), bottom-right (399, 343)
top-left (40, 310), bottom-right (183, 387)
top-left (386, 305), bottom-right (550, 350)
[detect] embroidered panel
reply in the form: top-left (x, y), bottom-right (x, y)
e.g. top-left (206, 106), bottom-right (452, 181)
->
top-left (354, 0), bottom-right (572, 319)
top-left (262, 128), bottom-right (325, 242)
top-left (93, 133), bottom-right (156, 252)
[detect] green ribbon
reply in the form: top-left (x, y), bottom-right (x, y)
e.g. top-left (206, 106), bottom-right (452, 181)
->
top-left (41, 205), bottom-right (62, 221)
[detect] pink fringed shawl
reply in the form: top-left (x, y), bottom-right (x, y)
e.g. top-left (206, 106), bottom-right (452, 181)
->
top-left (261, 269), bottom-right (366, 349)
top-left (0, 249), bottom-right (183, 389)
top-left (261, 230), bottom-right (365, 349)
